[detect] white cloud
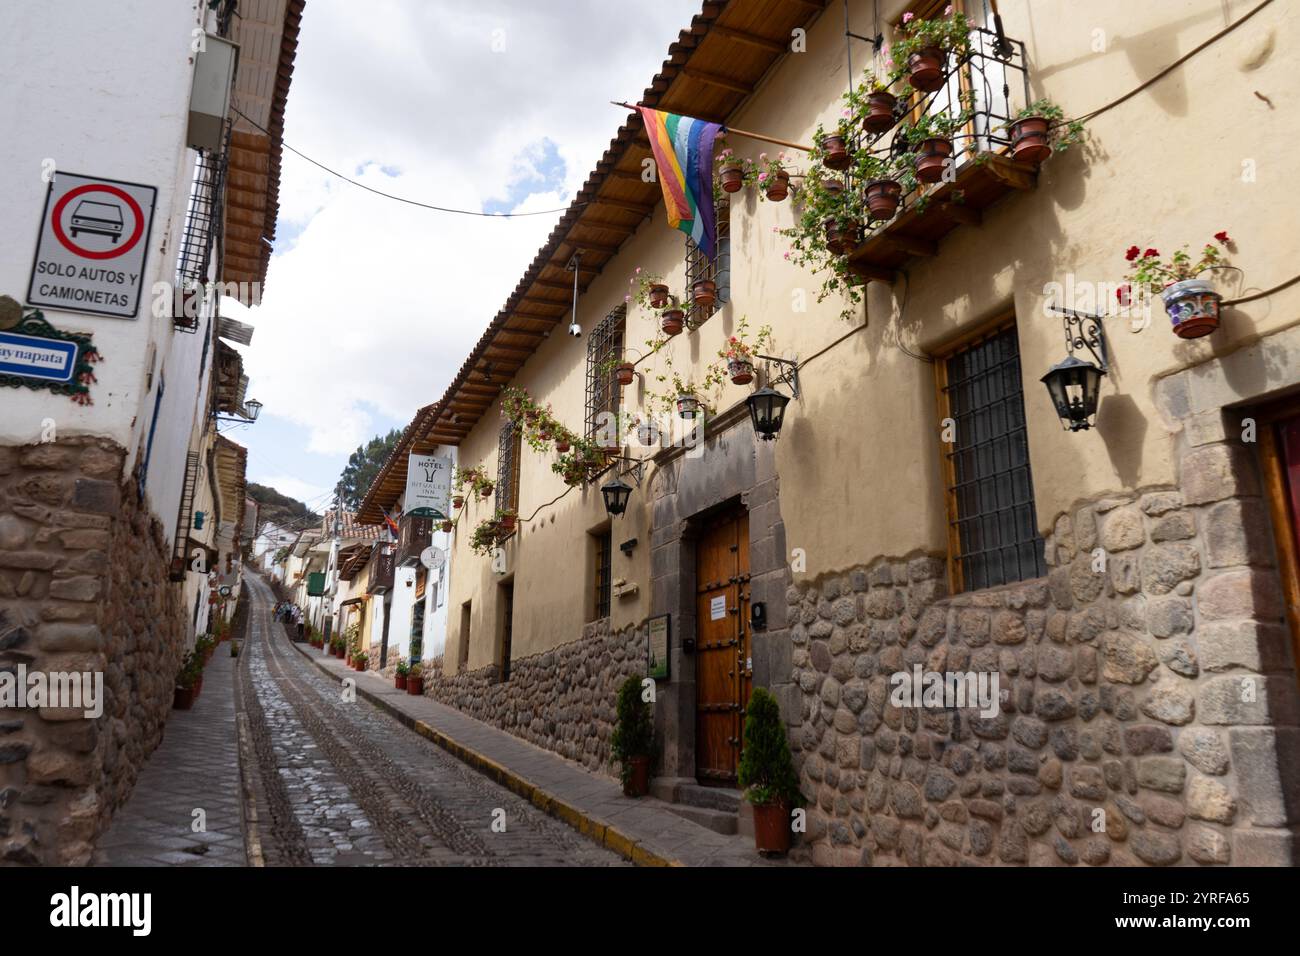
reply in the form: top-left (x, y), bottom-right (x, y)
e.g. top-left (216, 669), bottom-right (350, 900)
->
top-left (233, 0), bottom-right (701, 453)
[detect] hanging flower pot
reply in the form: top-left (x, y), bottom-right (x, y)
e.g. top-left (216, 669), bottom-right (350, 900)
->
top-left (538, 426), bottom-right (552, 441)
top-left (636, 421), bottom-right (660, 447)
top-left (907, 47), bottom-right (947, 92)
top-left (764, 169), bottom-right (790, 201)
top-left (440, 520), bottom-right (453, 533)
top-left (497, 514), bottom-right (517, 535)
top-left (555, 436), bottom-right (571, 453)
top-left (820, 137), bottom-right (851, 172)
top-left (863, 90), bottom-right (899, 134)
top-left (692, 278), bottom-right (717, 309)
top-left (865, 179), bottom-right (903, 221)
top-left (524, 408), bottom-right (540, 423)
top-left (719, 163), bottom-right (745, 193)
top-left (452, 495), bottom-right (464, 510)
top-left (661, 308), bottom-right (685, 336)
top-left (915, 137), bottom-right (955, 184)
top-left (1161, 279), bottom-right (1222, 339)
top-left (479, 482), bottom-right (494, 499)
top-left (823, 217), bottom-right (862, 256)
top-left (728, 359), bottom-right (755, 385)
top-left (648, 284), bottom-right (670, 309)
top-left (677, 394), bottom-right (701, 419)
top-left (822, 177), bottom-right (845, 198)
top-left (615, 362), bottom-right (636, 386)
top-left (1008, 115), bottom-right (1052, 165)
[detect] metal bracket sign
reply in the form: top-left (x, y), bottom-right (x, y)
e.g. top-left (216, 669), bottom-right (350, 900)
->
top-left (26, 171), bottom-right (157, 319)
top-left (404, 453), bottom-right (452, 521)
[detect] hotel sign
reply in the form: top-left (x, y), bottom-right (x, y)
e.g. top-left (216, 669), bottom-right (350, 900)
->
top-left (404, 453), bottom-right (452, 521)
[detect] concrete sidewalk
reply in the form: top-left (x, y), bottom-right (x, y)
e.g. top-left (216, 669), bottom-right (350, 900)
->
top-left (291, 642), bottom-right (787, 867)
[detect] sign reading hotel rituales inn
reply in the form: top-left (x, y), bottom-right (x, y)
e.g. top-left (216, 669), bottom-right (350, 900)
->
top-left (404, 453), bottom-right (452, 521)
top-left (27, 171), bottom-right (157, 319)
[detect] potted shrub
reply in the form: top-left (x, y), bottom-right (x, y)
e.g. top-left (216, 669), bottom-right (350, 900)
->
top-left (406, 662), bottom-right (424, 695)
top-left (611, 675), bottom-right (654, 797)
top-left (738, 687), bottom-right (803, 855)
top-left (173, 652), bottom-right (201, 710)
top-left (1122, 234), bottom-right (1233, 339)
top-left (1001, 99), bottom-right (1085, 166)
top-left (354, 651), bottom-right (368, 672)
top-left (395, 660), bottom-right (409, 690)
top-left (891, 7), bottom-right (972, 93)
top-left (692, 279), bottom-right (717, 309)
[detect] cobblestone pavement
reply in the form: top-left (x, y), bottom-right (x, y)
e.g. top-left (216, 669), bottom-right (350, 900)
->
top-left (93, 635), bottom-right (246, 867)
top-left (240, 573), bottom-right (625, 866)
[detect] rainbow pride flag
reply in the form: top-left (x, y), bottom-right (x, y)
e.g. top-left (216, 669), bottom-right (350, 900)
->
top-left (637, 107), bottom-right (724, 260)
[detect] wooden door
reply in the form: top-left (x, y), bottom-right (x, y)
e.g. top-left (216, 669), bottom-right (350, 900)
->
top-left (695, 508), bottom-right (751, 784)
top-left (1258, 405), bottom-right (1300, 677)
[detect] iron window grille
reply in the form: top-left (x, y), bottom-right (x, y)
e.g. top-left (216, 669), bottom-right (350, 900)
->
top-left (939, 324), bottom-right (1046, 591)
top-left (585, 304), bottom-right (626, 441)
top-left (594, 530), bottom-right (612, 620)
top-left (495, 417), bottom-right (521, 524)
top-left (685, 194), bottom-right (730, 329)
top-left (169, 451), bottom-right (201, 581)
top-left (174, 129), bottom-right (229, 332)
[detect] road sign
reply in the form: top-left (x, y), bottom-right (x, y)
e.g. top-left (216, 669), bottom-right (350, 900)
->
top-left (0, 329), bottom-right (77, 383)
top-left (26, 171), bottom-right (157, 319)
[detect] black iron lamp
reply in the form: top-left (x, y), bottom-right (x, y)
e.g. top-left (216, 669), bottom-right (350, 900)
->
top-left (746, 386), bottom-right (791, 441)
top-left (1043, 306), bottom-right (1108, 432)
top-left (601, 477), bottom-right (633, 517)
top-left (245, 398), bottom-right (263, 422)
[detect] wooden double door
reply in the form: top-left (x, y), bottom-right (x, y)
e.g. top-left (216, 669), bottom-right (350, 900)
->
top-left (695, 507), bottom-right (751, 784)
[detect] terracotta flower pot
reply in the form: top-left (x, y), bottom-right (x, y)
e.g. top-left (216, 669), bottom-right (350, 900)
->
top-left (193, 676), bottom-right (203, 699)
top-left (907, 46), bottom-right (947, 92)
top-left (615, 362), bottom-right (636, 386)
top-left (440, 520), bottom-right (453, 533)
top-left (764, 169), bottom-right (790, 201)
top-left (452, 495), bottom-right (464, 509)
top-left (823, 218), bottom-right (862, 255)
top-left (1161, 279), bottom-right (1222, 339)
top-left (648, 284), bottom-right (670, 309)
top-left (636, 423), bottom-right (660, 447)
top-left (692, 279), bottom-right (717, 309)
top-left (728, 359), bottom-right (755, 385)
top-left (173, 686), bottom-right (195, 711)
top-left (719, 164), bottom-right (745, 193)
top-left (863, 90), bottom-right (898, 133)
top-left (822, 177), bottom-right (845, 198)
top-left (396, 674), bottom-right (407, 690)
top-left (751, 799), bottom-right (792, 854)
top-left (498, 515), bottom-right (517, 534)
top-left (1008, 115), bottom-right (1052, 166)
top-left (406, 676), bottom-right (424, 695)
top-left (914, 137), bottom-right (955, 184)
top-left (479, 483), bottom-right (493, 499)
top-left (661, 309), bottom-right (685, 336)
top-left (623, 755), bottom-right (651, 797)
top-left (865, 179), bottom-right (903, 221)
top-left (555, 438), bottom-right (570, 453)
top-left (820, 137), bottom-right (851, 172)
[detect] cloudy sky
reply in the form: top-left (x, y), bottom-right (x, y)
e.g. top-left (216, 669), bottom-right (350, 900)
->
top-left (223, 0), bottom-right (701, 510)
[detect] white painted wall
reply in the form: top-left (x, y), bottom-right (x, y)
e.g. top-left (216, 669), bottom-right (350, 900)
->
top-left (0, 0), bottom-right (219, 542)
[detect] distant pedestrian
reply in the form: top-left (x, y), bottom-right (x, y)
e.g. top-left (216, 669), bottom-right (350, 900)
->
top-left (295, 606), bottom-right (304, 641)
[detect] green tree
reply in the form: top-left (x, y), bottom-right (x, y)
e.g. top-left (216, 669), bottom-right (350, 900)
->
top-left (738, 688), bottom-right (802, 806)
top-left (334, 429), bottom-right (402, 511)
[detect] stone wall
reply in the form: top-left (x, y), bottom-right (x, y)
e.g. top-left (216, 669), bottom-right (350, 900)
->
top-left (420, 618), bottom-right (645, 776)
top-left (0, 437), bottom-right (187, 865)
top-left (787, 464), bottom-right (1299, 866)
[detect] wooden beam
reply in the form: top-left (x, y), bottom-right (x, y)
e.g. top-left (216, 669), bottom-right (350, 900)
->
top-left (546, 259), bottom-right (601, 274)
top-left (680, 66), bottom-right (753, 95)
top-left (563, 237), bottom-right (624, 255)
top-left (482, 342), bottom-right (535, 356)
top-left (575, 213), bottom-right (642, 231)
top-left (518, 293), bottom-right (569, 308)
top-left (848, 262), bottom-right (896, 283)
top-left (882, 235), bottom-right (938, 257)
top-left (982, 154), bottom-right (1037, 191)
top-left (710, 24), bottom-right (787, 54)
top-left (940, 202), bottom-right (982, 226)
top-left (588, 196), bottom-right (654, 216)
top-left (512, 306), bottom-right (566, 321)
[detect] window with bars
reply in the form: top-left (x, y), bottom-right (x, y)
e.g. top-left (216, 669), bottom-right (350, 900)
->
top-left (174, 138), bottom-right (229, 332)
top-left (593, 529), bottom-right (612, 620)
top-left (585, 305), bottom-right (626, 441)
top-left (937, 322), bottom-right (1046, 592)
top-left (685, 194), bottom-right (730, 328)
top-left (496, 418), bottom-right (521, 522)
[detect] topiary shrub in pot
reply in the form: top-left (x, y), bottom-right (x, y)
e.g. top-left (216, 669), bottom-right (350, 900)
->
top-left (611, 675), bottom-right (654, 797)
top-left (738, 687), bottom-right (803, 855)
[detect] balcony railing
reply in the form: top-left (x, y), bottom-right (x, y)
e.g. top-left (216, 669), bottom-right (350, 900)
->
top-left (396, 513), bottom-right (432, 567)
top-left (840, 26), bottom-right (1038, 282)
top-left (368, 546), bottom-right (395, 594)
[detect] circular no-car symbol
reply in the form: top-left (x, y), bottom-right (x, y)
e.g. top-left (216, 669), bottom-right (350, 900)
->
top-left (50, 183), bottom-right (146, 260)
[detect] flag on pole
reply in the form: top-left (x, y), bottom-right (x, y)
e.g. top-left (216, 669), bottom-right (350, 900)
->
top-left (637, 107), bottom-right (724, 261)
top-left (381, 507), bottom-right (399, 540)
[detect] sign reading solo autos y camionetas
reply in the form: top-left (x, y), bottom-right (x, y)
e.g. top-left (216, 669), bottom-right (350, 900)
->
top-left (26, 171), bottom-right (157, 319)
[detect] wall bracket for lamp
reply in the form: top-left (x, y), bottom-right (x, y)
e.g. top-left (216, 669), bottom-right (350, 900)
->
top-left (756, 353), bottom-right (800, 399)
top-left (1048, 304), bottom-right (1109, 373)
top-left (608, 456), bottom-right (645, 487)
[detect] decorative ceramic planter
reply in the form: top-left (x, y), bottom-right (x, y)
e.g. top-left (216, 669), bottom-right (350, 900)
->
top-left (728, 359), bottom-right (755, 385)
top-left (820, 137), bottom-right (851, 172)
top-left (1161, 279), bottom-right (1222, 339)
top-left (615, 362), bottom-right (636, 386)
top-left (1008, 115), bottom-right (1052, 165)
top-left (764, 169), bottom-right (790, 201)
top-left (623, 755), bottom-right (651, 797)
top-left (719, 164), bottom-right (745, 193)
top-left (863, 90), bottom-right (898, 134)
top-left (865, 179), bottom-right (903, 221)
top-left (907, 47), bottom-right (947, 92)
top-left (661, 309), bottom-right (685, 336)
top-left (677, 394), bottom-right (701, 418)
top-left (692, 279), bottom-right (717, 309)
top-left (915, 137), bottom-right (955, 184)
top-left (636, 422), bottom-right (660, 447)
top-left (648, 284), bottom-right (670, 308)
top-left (751, 799), bottom-right (792, 854)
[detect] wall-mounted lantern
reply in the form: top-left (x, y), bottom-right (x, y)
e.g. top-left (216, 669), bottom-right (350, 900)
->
top-left (601, 477), bottom-right (633, 517)
top-left (1042, 306), bottom-right (1108, 432)
top-left (244, 398), bottom-right (263, 421)
top-left (746, 386), bottom-right (791, 441)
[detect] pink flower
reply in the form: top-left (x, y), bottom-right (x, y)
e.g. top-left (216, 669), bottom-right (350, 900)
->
top-left (635, 266), bottom-right (641, 274)
top-left (842, 107), bottom-right (851, 118)
top-left (759, 152), bottom-right (768, 163)
top-left (902, 11), bottom-right (914, 23)
top-left (624, 294), bottom-right (631, 302)
top-left (944, 4), bottom-right (952, 14)
top-left (758, 172), bottom-right (768, 182)
top-left (784, 251), bottom-right (791, 260)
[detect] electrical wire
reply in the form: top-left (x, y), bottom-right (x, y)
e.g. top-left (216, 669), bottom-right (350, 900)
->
top-left (231, 108), bottom-right (580, 218)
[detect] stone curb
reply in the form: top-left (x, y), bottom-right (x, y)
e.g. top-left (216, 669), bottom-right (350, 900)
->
top-left (287, 640), bottom-right (681, 868)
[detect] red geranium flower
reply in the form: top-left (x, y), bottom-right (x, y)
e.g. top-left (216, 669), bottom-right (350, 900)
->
top-left (1116, 283), bottom-right (1132, 306)
top-left (1124, 245), bottom-right (1140, 261)
top-left (1214, 231), bottom-right (1230, 243)
top-left (1143, 248), bottom-right (1159, 258)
